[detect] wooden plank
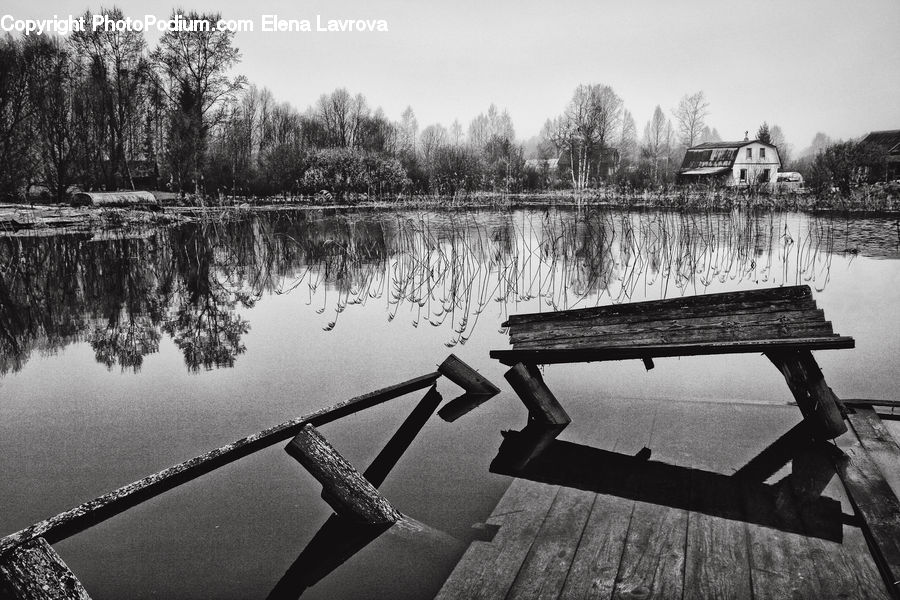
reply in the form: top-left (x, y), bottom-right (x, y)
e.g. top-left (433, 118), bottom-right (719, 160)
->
top-left (511, 308), bottom-right (826, 343)
top-left (512, 320), bottom-right (836, 350)
top-left (787, 445), bottom-right (891, 600)
top-left (0, 372), bottom-right (439, 557)
top-left (766, 350), bottom-right (847, 440)
top-left (504, 363), bottom-right (571, 426)
top-left (287, 425), bottom-right (401, 524)
top-left (434, 479), bottom-right (559, 600)
top-left (833, 418), bottom-right (900, 597)
top-left (491, 337), bottom-right (856, 365)
top-left (844, 399), bottom-right (900, 409)
top-left (509, 298), bottom-right (820, 336)
top-left (504, 486), bottom-right (596, 600)
top-left (437, 354), bottom-right (501, 396)
top-left (505, 285), bottom-right (814, 326)
top-left (0, 537), bottom-right (92, 600)
top-left (743, 476), bottom-right (825, 600)
top-left (848, 407), bottom-right (900, 497)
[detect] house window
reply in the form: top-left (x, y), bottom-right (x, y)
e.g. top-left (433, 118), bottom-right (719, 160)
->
top-left (761, 169), bottom-right (770, 182)
top-left (760, 147), bottom-right (766, 159)
top-left (746, 148), bottom-right (752, 159)
top-left (740, 169), bottom-right (747, 181)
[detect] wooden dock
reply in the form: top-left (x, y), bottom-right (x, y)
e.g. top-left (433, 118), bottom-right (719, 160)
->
top-left (436, 400), bottom-right (900, 600)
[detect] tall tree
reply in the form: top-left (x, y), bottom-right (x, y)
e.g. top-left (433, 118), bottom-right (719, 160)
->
top-left (0, 36), bottom-right (36, 200)
top-left (643, 105), bottom-right (673, 183)
top-left (151, 10), bottom-right (246, 195)
top-left (673, 91), bottom-right (709, 148)
top-left (757, 121), bottom-right (771, 144)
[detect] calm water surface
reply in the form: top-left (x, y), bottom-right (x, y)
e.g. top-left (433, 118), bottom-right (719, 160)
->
top-left (1, 207), bottom-right (899, 599)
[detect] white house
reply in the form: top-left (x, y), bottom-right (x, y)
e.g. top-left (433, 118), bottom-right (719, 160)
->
top-left (677, 139), bottom-right (781, 187)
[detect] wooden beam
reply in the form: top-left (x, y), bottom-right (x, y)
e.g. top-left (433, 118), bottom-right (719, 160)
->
top-left (490, 337), bottom-right (856, 365)
top-left (765, 350), bottom-right (847, 440)
top-left (286, 425), bottom-right (401, 524)
top-left (0, 372), bottom-right (438, 557)
top-left (437, 354), bottom-right (501, 396)
top-left (830, 436), bottom-right (900, 598)
top-left (504, 363), bottom-right (571, 426)
top-left (504, 285), bottom-right (814, 327)
top-left (0, 537), bottom-right (91, 599)
top-left (843, 399), bottom-right (900, 410)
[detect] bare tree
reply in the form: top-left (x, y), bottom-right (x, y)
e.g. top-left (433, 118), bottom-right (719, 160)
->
top-left (673, 91), bottom-right (710, 148)
top-left (643, 105), bottom-right (673, 183)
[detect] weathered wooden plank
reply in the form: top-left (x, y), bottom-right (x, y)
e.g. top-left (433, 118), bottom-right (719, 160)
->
top-left (512, 320), bottom-right (836, 350)
top-left (843, 399), bottom-right (900, 410)
top-left (504, 285), bottom-right (814, 326)
top-left (743, 476), bottom-right (825, 600)
top-left (847, 407), bottom-right (900, 498)
top-left (511, 308), bottom-right (826, 343)
top-left (0, 537), bottom-right (91, 600)
top-left (434, 478), bottom-right (559, 600)
top-left (832, 429), bottom-right (900, 597)
top-left (287, 424), bottom-right (401, 524)
top-left (437, 354), bottom-right (501, 396)
top-left (787, 445), bottom-right (891, 600)
top-left (683, 471), bottom-right (752, 599)
top-left (0, 371), bottom-right (439, 557)
top-left (504, 486), bottom-right (595, 600)
top-left (766, 350), bottom-right (847, 440)
top-left (491, 337), bottom-right (856, 365)
top-left (611, 501), bottom-right (688, 600)
top-left (504, 363), bottom-right (571, 426)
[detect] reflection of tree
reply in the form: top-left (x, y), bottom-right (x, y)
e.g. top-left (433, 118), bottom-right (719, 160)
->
top-left (89, 315), bottom-right (161, 372)
top-left (0, 210), bottom-right (897, 379)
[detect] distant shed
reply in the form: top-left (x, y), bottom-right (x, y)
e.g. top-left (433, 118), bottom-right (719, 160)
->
top-left (858, 129), bottom-right (900, 180)
top-left (72, 191), bottom-right (161, 210)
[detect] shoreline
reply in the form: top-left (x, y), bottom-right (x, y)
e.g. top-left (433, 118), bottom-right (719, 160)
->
top-left (2, 190), bottom-right (899, 238)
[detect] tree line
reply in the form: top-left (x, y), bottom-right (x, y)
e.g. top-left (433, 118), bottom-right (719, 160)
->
top-left (1, 7), bottom-right (883, 203)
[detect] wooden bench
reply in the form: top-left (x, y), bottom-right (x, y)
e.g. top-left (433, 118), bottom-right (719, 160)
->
top-left (490, 285), bottom-right (854, 440)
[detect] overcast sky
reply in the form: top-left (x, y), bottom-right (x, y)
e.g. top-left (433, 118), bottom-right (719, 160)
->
top-left (4, 0), bottom-right (899, 150)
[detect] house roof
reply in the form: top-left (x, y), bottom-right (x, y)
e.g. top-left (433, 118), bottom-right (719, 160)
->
top-left (680, 167), bottom-right (732, 176)
top-left (692, 139), bottom-right (776, 150)
top-left (860, 130), bottom-right (900, 155)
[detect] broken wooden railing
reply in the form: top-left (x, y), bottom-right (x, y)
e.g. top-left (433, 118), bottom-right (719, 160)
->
top-left (0, 354), bottom-right (499, 599)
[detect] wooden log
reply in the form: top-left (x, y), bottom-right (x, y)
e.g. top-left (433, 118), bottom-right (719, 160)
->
top-left (0, 537), bottom-right (91, 600)
top-left (0, 372), bottom-right (438, 557)
top-left (504, 363), bottom-right (571, 426)
top-left (765, 350), bottom-right (847, 440)
top-left (437, 354), bottom-right (500, 396)
top-left (491, 336), bottom-right (855, 365)
top-left (504, 285), bottom-right (814, 326)
top-left (286, 425), bottom-right (401, 524)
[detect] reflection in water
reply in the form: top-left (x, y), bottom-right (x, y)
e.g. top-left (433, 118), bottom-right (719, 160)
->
top-left (0, 209), bottom-right (897, 376)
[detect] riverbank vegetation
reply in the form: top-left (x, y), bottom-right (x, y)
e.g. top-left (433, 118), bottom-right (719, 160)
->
top-left (0, 7), bottom-right (896, 208)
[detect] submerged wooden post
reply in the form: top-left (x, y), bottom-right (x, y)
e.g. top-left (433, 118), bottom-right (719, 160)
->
top-left (504, 363), bottom-right (571, 426)
top-left (438, 354), bottom-right (501, 397)
top-left (766, 349), bottom-right (847, 440)
top-left (286, 425), bottom-right (401, 525)
top-left (0, 537), bottom-right (92, 600)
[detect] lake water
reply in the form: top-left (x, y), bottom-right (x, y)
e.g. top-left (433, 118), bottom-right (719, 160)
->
top-left (1, 207), bottom-right (899, 599)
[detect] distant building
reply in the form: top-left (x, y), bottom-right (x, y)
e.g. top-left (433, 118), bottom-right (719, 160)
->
top-left (858, 129), bottom-right (900, 181)
top-left (677, 139), bottom-right (781, 187)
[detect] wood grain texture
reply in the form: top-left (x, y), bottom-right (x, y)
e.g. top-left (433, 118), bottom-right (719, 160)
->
top-left (0, 371), bottom-right (438, 557)
top-left (504, 363), bottom-right (571, 426)
top-left (287, 425), bottom-right (401, 524)
top-left (0, 538), bottom-right (91, 600)
top-left (490, 337), bottom-right (855, 365)
top-left (766, 350), bottom-right (847, 440)
top-left (438, 354), bottom-right (501, 396)
top-left (433, 478), bottom-right (559, 600)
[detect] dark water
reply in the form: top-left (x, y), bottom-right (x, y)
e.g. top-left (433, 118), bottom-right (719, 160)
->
top-left (1, 207), bottom-right (898, 599)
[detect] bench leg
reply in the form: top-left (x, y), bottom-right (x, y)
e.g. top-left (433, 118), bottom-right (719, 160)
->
top-left (504, 363), bottom-right (571, 426)
top-left (765, 349), bottom-right (847, 440)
